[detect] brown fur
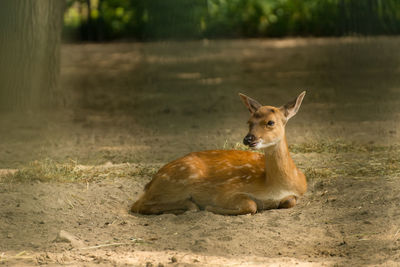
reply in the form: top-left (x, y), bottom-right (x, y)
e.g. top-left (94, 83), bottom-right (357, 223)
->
top-left (131, 92), bottom-right (307, 215)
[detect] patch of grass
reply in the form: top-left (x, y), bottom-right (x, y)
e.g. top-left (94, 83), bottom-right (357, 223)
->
top-left (221, 140), bottom-right (251, 151)
top-left (304, 167), bottom-right (337, 180)
top-left (302, 151), bottom-right (400, 180)
top-left (222, 139), bottom-right (397, 155)
top-left (1, 159), bottom-right (160, 183)
top-left (128, 164), bottom-right (159, 178)
top-left (7, 159), bottom-right (79, 182)
top-left (289, 139), bottom-right (393, 154)
top-left (338, 153), bottom-right (400, 177)
top-left (2, 140), bottom-right (399, 183)
top-left (218, 139), bottom-right (400, 179)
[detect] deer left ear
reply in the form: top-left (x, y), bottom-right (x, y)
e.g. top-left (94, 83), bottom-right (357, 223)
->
top-left (239, 93), bottom-right (262, 114)
top-left (280, 91), bottom-right (306, 121)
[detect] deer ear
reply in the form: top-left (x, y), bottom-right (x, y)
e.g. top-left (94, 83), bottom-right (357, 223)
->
top-left (239, 93), bottom-right (262, 114)
top-left (280, 91), bottom-right (306, 121)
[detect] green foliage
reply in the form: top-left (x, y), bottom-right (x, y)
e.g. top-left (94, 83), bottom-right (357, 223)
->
top-left (63, 0), bottom-right (400, 41)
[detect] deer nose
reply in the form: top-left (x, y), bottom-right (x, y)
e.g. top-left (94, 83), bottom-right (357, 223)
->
top-left (243, 134), bottom-right (255, 145)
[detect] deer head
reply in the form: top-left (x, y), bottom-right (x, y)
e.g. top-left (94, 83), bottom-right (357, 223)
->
top-left (239, 91), bottom-right (306, 149)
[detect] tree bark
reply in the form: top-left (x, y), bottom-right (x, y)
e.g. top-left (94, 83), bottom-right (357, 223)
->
top-left (0, 0), bottom-right (64, 111)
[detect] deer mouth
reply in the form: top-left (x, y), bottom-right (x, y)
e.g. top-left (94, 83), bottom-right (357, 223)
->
top-left (247, 141), bottom-right (260, 148)
top-left (249, 142), bottom-right (258, 147)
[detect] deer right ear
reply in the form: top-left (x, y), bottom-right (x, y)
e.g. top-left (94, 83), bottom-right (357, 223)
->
top-left (239, 93), bottom-right (262, 114)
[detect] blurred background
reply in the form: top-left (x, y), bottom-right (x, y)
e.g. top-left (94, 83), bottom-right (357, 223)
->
top-left (62, 0), bottom-right (400, 41)
top-left (1, 0), bottom-right (400, 168)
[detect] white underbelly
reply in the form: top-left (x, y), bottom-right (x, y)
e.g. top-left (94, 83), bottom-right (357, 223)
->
top-left (252, 189), bottom-right (297, 202)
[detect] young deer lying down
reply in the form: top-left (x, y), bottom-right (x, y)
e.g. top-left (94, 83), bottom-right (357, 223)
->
top-left (131, 91), bottom-right (307, 215)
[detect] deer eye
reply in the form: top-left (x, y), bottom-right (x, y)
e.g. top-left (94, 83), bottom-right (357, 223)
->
top-left (266, 120), bottom-right (275, 126)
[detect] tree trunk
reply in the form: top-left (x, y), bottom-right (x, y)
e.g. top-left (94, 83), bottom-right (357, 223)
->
top-left (0, 0), bottom-right (64, 111)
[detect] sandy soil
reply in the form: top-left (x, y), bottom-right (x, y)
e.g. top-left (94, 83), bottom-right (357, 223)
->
top-left (1, 37), bottom-right (400, 266)
top-left (1, 167), bottom-right (400, 266)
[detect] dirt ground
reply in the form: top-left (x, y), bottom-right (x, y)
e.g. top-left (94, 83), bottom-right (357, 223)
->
top-left (1, 37), bottom-right (400, 266)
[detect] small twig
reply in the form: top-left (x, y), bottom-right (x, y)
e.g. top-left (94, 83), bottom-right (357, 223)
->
top-left (15, 251), bottom-right (26, 257)
top-left (0, 256), bottom-right (34, 263)
top-left (75, 238), bottom-right (145, 250)
top-left (65, 198), bottom-right (75, 209)
top-left (70, 194), bottom-right (84, 205)
top-left (76, 242), bottom-right (130, 250)
top-left (393, 229), bottom-right (400, 241)
top-left (0, 251), bottom-right (33, 263)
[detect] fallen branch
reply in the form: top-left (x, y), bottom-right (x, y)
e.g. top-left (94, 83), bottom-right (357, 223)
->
top-left (0, 251), bottom-right (34, 263)
top-left (75, 238), bottom-right (144, 250)
top-left (77, 242), bottom-right (130, 250)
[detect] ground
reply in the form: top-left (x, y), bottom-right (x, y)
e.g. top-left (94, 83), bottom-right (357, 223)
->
top-left (1, 37), bottom-right (400, 266)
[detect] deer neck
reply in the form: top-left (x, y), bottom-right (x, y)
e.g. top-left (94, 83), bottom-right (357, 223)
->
top-left (263, 135), bottom-right (297, 186)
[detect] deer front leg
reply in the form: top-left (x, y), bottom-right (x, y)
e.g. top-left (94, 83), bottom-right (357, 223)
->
top-left (205, 194), bottom-right (257, 215)
top-left (278, 195), bottom-right (298, 209)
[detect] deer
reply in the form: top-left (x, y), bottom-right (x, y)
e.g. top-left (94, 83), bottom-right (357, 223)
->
top-left (131, 91), bottom-right (307, 215)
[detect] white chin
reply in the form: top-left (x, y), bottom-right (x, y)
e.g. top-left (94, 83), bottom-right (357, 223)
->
top-left (256, 142), bottom-right (274, 149)
top-left (255, 139), bottom-right (280, 149)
